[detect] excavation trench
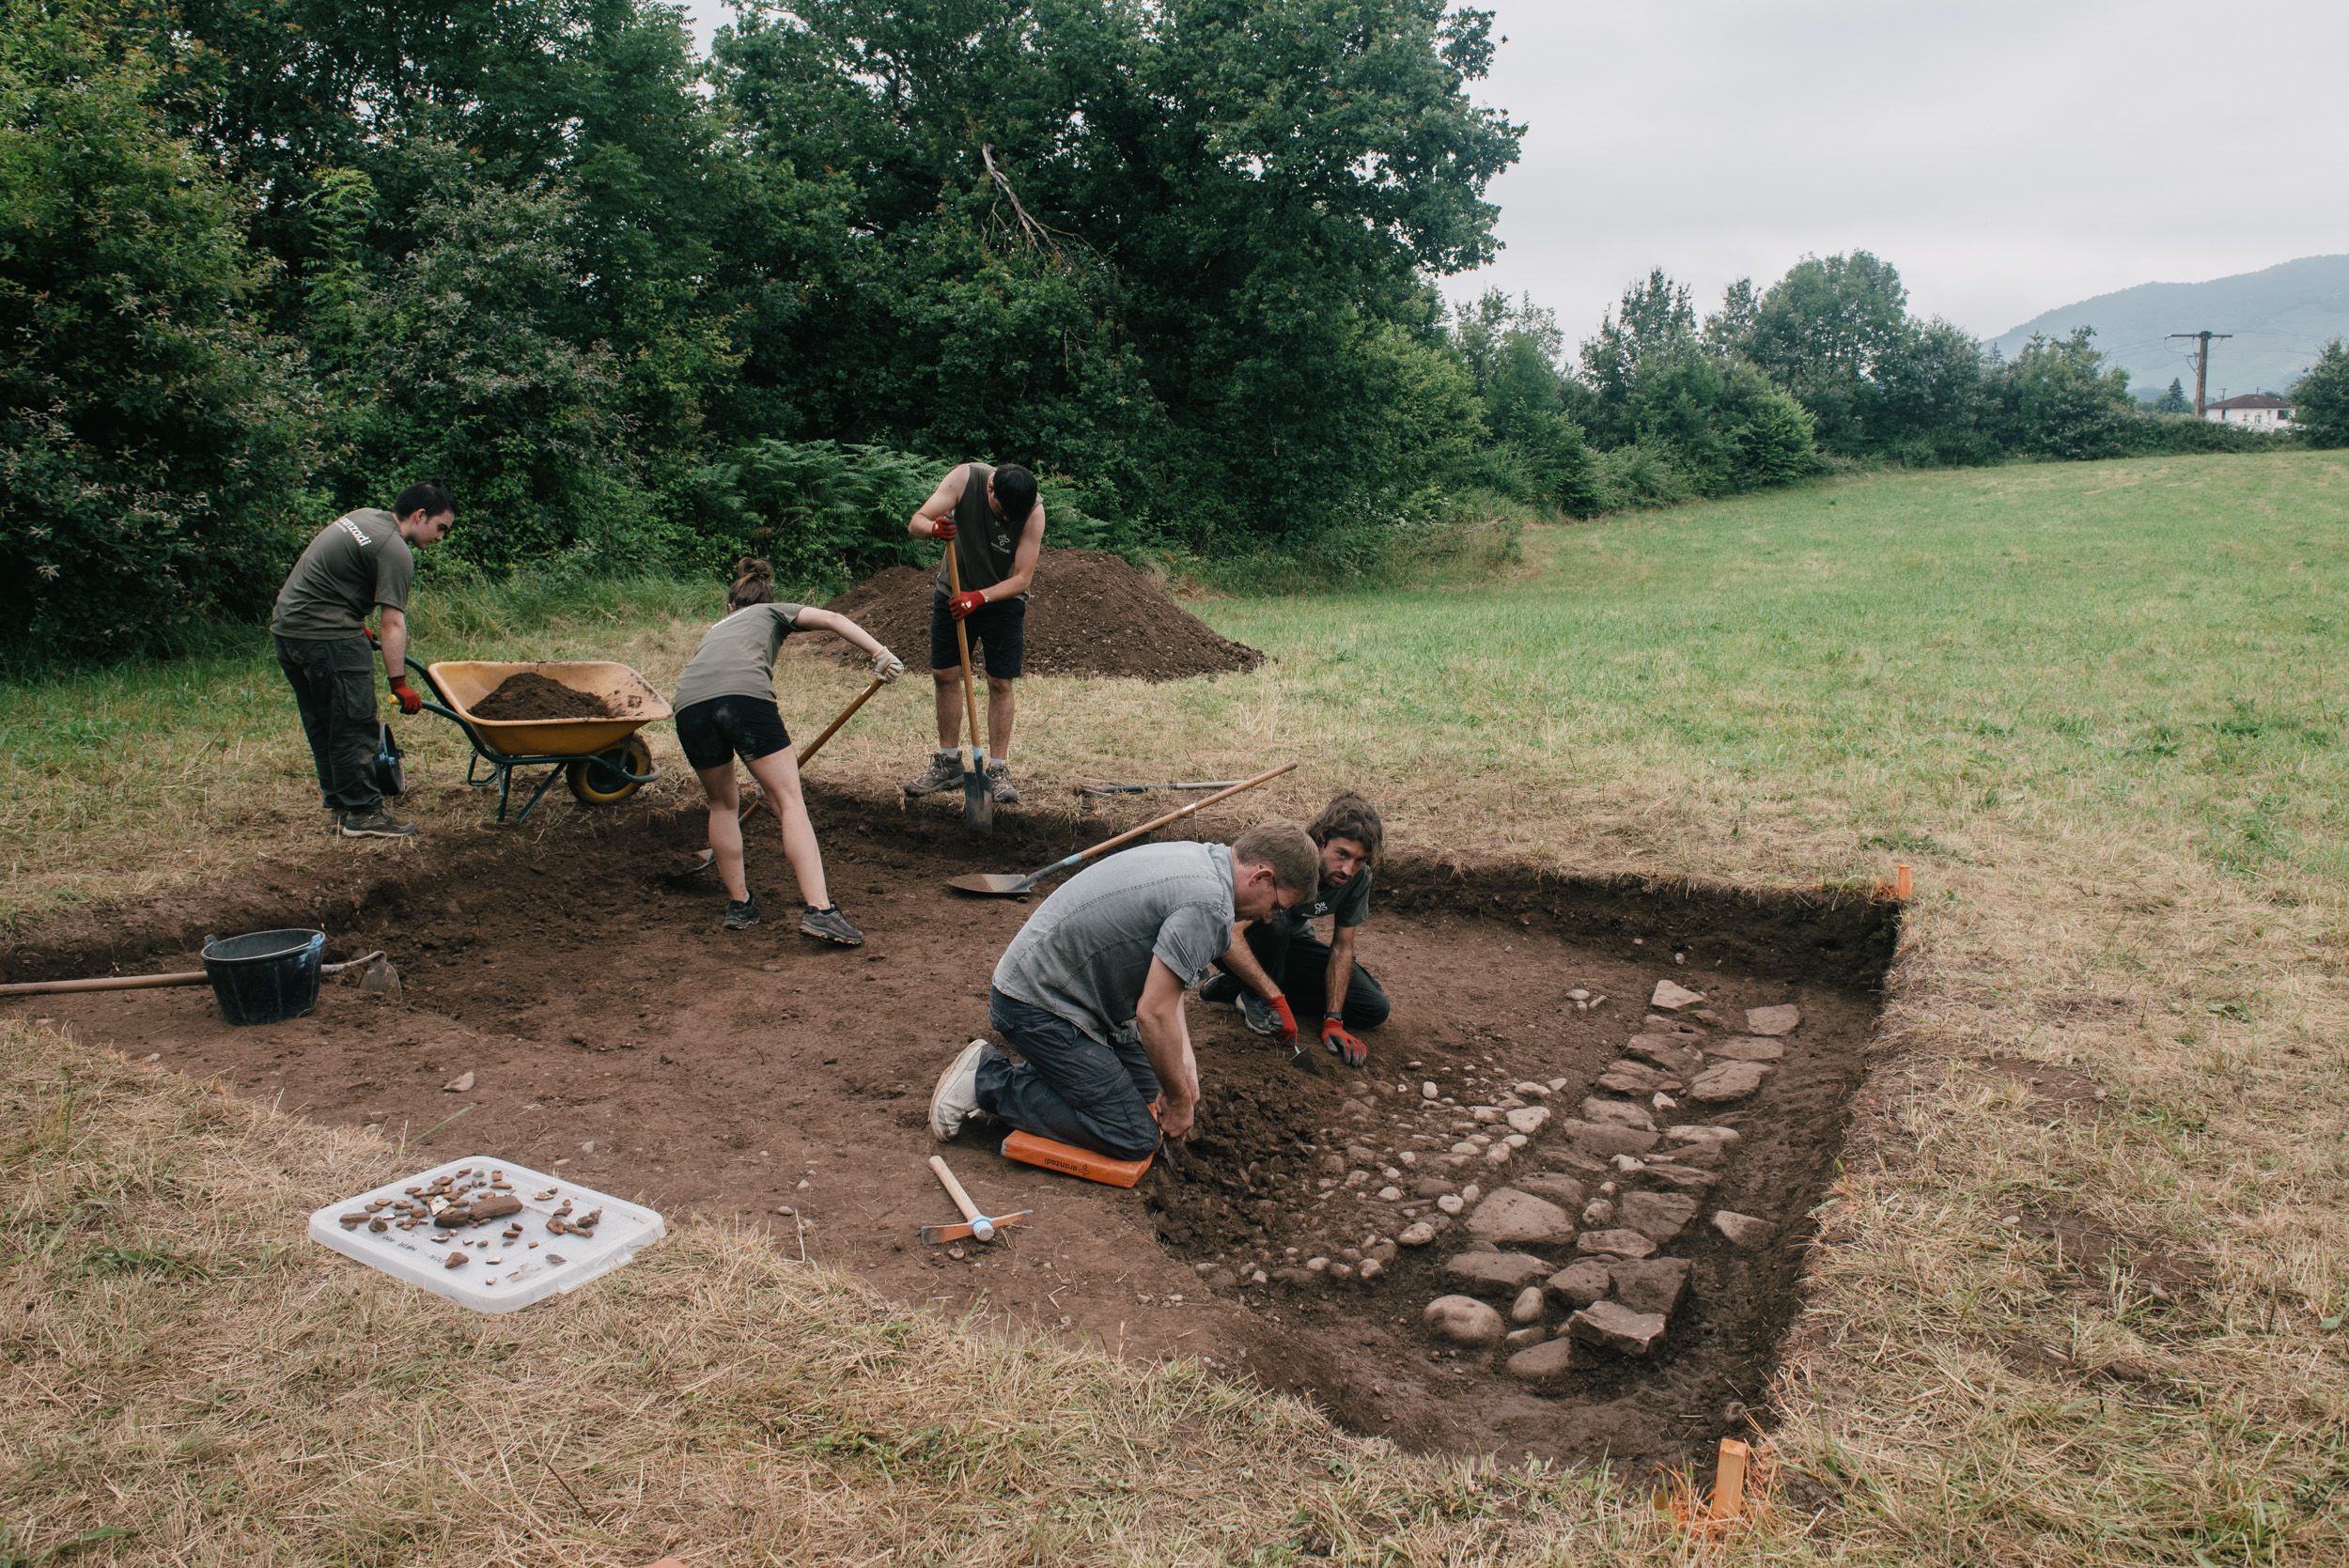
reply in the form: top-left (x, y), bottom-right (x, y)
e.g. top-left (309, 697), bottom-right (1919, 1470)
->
top-left (4, 790), bottom-right (1898, 1472)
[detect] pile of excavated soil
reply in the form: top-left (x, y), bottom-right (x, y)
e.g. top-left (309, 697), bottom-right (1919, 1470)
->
top-left (472, 672), bottom-right (617, 721)
top-left (816, 547), bottom-right (1263, 681)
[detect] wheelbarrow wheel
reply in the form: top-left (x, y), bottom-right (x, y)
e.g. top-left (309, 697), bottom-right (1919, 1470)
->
top-left (568, 735), bottom-right (653, 806)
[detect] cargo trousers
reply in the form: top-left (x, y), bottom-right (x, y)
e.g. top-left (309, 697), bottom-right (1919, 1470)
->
top-left (274, 633), bottom-right (382, 815)
top-left (973, 988), bottom-right (1164, 1161)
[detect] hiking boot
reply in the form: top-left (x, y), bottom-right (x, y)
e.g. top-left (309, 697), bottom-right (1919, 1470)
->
top-left (984, 759), bottom-right (1019, 804)
top-left (799, 904), bottom-right (863, 946)
top-left (723, 893), bottom-right (761, 931)
top-left (929, 1039), bottom-right (992, 1141)
top-left (902, 749), bottom-right (962, 797)
top-left (1199, 972), bottom-right (1242, 1006)
top-left (1238, 991), bottom-right (1284, 1037)
top-left (337, 808), bottom-right (417, 839)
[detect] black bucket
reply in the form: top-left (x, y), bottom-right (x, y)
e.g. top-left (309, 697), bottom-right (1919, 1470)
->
top-left (201, 928), bottom-right (326, 1026)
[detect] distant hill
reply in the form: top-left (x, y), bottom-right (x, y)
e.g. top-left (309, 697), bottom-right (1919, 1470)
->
top-left (1991, 255), bottom-right (2349, 402)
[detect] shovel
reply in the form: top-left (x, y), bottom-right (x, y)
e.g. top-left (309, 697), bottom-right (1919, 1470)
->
top-left (941, 540), bottom-right (994, 833)
top-left (947, 761), bottom-right (1296, 897)
top-left (668, 677), bottom-right (883, 878)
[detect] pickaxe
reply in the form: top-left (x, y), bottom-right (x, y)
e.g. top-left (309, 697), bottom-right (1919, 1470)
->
top-left (920, 1154), bottom-right (1031, 1244)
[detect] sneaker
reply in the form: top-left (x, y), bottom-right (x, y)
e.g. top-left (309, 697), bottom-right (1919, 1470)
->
top-left (799, 904), bottom-right (863, 946)
top-left (984, 759), bottom-right (1019, 804)
top-left (723, 894), bottom-right (761, 931)
top-left (1238, 991), bottom-right (1283, 1037)
top-left (1199, 972), bottom-right (1242, 1006)
top-left (337, 808), bottom-right (417, 839)
top-left (902, 749), bottom-right (963, 797)
top-left (929, 1039), bottom-right (992, 1141)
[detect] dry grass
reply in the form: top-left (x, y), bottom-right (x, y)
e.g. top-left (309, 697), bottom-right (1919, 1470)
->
top-left (8, 450), bottom-right (2349, 1562)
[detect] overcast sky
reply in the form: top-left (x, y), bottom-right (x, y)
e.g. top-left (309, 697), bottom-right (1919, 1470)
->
top-left (682, 2), bottom-right (2348, 341)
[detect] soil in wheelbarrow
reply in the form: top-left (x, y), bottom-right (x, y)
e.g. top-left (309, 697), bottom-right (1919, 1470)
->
top-left (814, 547), bottom-right (1264, 682)
top-left (471, 672), bottom-right (622, 721)
top-left (3, 791), bottom-right (1898, 1476)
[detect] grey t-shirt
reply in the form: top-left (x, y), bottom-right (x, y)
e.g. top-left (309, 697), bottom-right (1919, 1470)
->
top-left (272, 509), bottom-right (415, 639)
top-left (671, 603), bottom-right (805, 712)
top-left (1277, 864), bottom-right (1371, 935)
top-left (993, 842), bottom-right (1236, 1047)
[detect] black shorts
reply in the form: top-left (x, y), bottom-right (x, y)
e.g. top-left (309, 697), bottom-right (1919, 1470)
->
top-left (675, 694), bottom-right (792, 770)
top-left (930, 593), bottom-right (1026, 680)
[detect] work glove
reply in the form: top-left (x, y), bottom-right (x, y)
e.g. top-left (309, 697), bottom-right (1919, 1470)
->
top-left (1322, 1015), bottom-right (1367, 1068)
top-left (1265, 994), bottom-right (1299, 1048)
top-left (872, 648), bottom-right (906, 684)
top-left (388, 676), bottom-right (422, 716)
top-left (928, 516), bottom-right (957, 541)
top-left (363, 626), bottom-right (381, 648)
top-left (947, 589), bottom-right (986, 621)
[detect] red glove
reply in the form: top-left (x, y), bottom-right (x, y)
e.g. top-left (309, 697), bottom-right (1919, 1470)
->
top-left (364, 626), bottom-right (381, 648)
top-left (948, 589), bottom-right (986, 620)
top-left (928, 516), bottom-right (956, 541)
top-left (388, 677), bottom-right (422, 716)
top-left (1322, 1015), bottom-right (1366, 1067)
top-left (1265, 994), bottom-right (1299, 1047)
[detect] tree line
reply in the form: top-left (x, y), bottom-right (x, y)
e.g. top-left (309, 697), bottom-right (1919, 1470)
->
top-left (4, 0), bottom-right (2340, 662)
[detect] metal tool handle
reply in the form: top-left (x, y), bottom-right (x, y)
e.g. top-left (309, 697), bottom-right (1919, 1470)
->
top-left (927, 1155), bottom-right (983, 1224)
top-left (797, 677), bottom-right (881, 768)
top-left (1068, 762), bottom-right (1298, 867)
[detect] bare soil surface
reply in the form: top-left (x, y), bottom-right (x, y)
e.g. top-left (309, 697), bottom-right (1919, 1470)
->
top-left (3, 794), bottom-right (1894, 1473)
top-left (817, 547), bottom-right (1265, 681)
top-left (471, 672), bottom-right (619, 721)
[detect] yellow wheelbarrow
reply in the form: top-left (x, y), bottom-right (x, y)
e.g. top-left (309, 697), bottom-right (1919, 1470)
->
top-left (404, 656), bottom-right (671, 823)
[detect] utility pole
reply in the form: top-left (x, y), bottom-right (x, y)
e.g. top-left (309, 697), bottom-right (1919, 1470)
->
top-left (2168, 331), bottom-right (2232, 417)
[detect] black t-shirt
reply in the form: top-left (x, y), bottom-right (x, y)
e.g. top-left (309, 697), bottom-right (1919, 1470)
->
top-left (1278, 864), bottom-right (1371, 935)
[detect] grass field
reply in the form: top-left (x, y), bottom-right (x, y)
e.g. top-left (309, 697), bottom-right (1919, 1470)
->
top-left (7, 449), bottom-right (2349, 1563)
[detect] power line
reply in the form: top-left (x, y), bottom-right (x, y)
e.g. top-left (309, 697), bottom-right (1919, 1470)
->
top-left (2167, 331), bottom-right (2232, 416)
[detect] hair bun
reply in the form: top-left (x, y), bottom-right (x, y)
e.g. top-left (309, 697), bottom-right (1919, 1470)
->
top-left (733, 556), bottom-right (773, 582)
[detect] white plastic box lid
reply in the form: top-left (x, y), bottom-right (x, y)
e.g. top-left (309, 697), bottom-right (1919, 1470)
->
top-left (306, 1156), bottom-right (664, 1314)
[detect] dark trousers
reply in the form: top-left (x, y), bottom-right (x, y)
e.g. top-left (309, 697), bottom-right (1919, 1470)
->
top-left (274, 633), bottom-right (381, 814)
top-left (1239, 921), bottom-right (1390, 1029)
top-left (975, 988), bottom-right (1162, 1161)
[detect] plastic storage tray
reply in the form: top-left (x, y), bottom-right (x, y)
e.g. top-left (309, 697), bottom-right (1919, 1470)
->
top-left (306, 1156), bottom-right (664, 1314)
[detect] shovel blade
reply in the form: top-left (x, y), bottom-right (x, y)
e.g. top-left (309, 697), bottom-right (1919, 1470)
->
top-left (946, 872), bottom-right (1034, 897)
top-left (962, 761), bottom-right (994, 833)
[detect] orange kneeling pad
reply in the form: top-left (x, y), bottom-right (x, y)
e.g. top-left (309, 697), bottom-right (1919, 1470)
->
top-left (1000, 1130), bottom-right (1154, 1188)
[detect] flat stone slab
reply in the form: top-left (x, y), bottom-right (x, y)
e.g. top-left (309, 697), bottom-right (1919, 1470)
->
top-left (1546, 1258), bottom-right (1613, 1307)
top-left (1688, 1060), bottom-right (1771, 1103)
top-left (1664, 1124), bottom-right (1741, 1152)
top-left (1423, 1295), bottom-right (1504, 1346)
top-left (1576, 1228), bottom-right (1659, 1259)
top-left (1632, 1161), bottom-right (1720, 1192)
top-left (1465, 1188), bottom-right (1578, 1248)
top-left (1651, 980), bottom-right (1706, 1011)
top-left (1513, 1172), bottom-right (1589, 1210)
top-left (1439, 1250), bottom-right (1552, 1294)
top-left (1579, 1098), bottom-right (1656, 1130)
top-left (1503, 1105), bottom-right (1551, 1136)
top-left (1616, 1189), bottom-right (1700, 1243)
top-left (1623, 1035), bottom-right (1703, 1076)
top-left (1505, 1336), bottom-right (1583, 1386)
top-left (1744, 1004), bottom-right (1801, 1036)
top-left (1568, 1298), bottom-right (1668, 1357)
top-left (1705, 1036), bottom-right (1787, 1063)
top-left (1561, 1120), bottom-right (1661, 1158)
top-left (1610, 1256), bottom-right (1693, 1316)
top-left (1595, 1060), bottom-right (1683, 1095)
top-left (1713, 1210), bottom-right (1771, 1249)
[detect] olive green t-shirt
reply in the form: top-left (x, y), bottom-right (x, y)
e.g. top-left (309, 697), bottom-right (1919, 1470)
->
top-left (672, 603), bottom-right (806, 712)
top-left (271, 509), bottom-right (415, 639)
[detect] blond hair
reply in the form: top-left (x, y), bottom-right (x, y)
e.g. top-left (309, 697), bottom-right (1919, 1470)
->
top-left (1232, 819), bottom-right (1319, 901)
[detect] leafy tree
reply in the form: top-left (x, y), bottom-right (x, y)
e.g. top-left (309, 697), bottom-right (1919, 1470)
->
top-left (1626, 349), bottom-right (1814, 496)
top-left (1742, 251), bottom-right (1915, 455)
top-left (1579, 268), bottom-right (1698, 425)
top-left (1, 1), bottom-right (318, 660)
top-left (1703, 277), bottom-right (1758, 359)
top-left (2289, 340), bottom-right (2349, 446)
top-left (2152, 378), bottom-right (2191, 415)
top-left (1988, 329), bottom-right (2136, 460)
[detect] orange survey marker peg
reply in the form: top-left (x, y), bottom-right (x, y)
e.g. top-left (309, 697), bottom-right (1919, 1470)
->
top-left (1660, 1436), bottom-right (1767, 1539)
top-left (1874, 862), bottom-right (1914, 900)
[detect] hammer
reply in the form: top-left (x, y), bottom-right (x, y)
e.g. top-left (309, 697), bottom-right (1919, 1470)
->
top-left (921, 1155), bottom-right (1031, 1245)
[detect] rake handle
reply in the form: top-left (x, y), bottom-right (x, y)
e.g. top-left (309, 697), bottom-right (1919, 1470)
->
top-left (1066, 761), bottom-right (1298, 869)
top-left (796, 676), bottom-right (881, 768)
top-left (927, 1155), bottom-right (984, 1225)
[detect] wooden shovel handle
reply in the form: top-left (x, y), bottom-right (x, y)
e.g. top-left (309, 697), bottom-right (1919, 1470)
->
top-left (1070, 762), bottom-right (1298, 868)
top-left (927, 1155), bottom-right (984, 1224)
top-left (797, 677), bottom-right (881, 768)
top-left (942, 544), bottom-right (986, 754)
top-left (0, 949), bottom-right (385, 997)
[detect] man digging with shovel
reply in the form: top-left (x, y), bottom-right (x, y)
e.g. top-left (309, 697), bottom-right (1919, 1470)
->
top-left (901, 461), bottom-right (1045, 807)
top-left (928, 822), bottom-right (1320, 1159)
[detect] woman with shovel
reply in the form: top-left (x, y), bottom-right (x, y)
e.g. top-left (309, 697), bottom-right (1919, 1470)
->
top-left (673, 558), bottom-right (904, 945)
